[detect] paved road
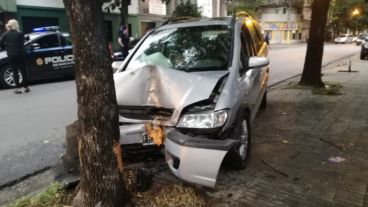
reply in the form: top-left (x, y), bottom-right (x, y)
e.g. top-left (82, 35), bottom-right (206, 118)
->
top-left (0, 43), bottom-right (360, 187)
top-left (268, 43), bottom-right (360, 86)
top-left (0, 80), bottom-right (77, 186)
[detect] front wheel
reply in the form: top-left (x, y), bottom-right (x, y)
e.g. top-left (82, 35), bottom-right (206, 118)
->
top-left (0, 65), bottom-right (22, 88)
top-left (224, 114), bottom-right (251, 170)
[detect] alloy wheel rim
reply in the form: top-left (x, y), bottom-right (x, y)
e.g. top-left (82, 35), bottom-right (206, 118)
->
top-left (4, 68), bottom-right (22, 87)
top-left (238, 119), bottom-right (249, 160)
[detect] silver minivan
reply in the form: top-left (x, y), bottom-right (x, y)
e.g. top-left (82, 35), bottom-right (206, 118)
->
top-left (114, 13), bottom-right (270, 187)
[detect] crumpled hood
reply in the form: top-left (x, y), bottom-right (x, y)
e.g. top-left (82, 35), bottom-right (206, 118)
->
top-left (114, 66), bottom-right (228, 125)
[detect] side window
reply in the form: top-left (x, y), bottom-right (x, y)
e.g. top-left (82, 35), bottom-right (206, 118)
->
top-left (246, 22), bottom-right (263, 53)
top-left (59, 35), bottom-right (72, 46)
top-left (239, 31), bottom-right (253, 76)
top-left (241, 26), bottom-right (255, 56)
top-left (34, 34), bottom-right (60, 49)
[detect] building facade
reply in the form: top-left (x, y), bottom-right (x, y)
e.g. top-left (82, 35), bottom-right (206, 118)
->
top-left (257, 5), bottom-right (303, 44)
top-left (0, 0), bottom-right (226, 48)
top-left (302, 0), bottom-right (312, 42)
top-left (0, 0), bottom-right (168, 49)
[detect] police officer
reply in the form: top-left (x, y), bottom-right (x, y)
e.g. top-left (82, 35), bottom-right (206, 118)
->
top-left (0, 19), bottom-right (30, 94)
top-left (117, 25), bottom-right (130, 60)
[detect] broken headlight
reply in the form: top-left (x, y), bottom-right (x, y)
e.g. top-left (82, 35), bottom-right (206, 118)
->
top-left (177, 110), bottom-right (228, 128)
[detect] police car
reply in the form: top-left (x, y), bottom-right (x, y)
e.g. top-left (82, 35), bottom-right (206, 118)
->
top-left (0, 26), bottom-right (74, 88)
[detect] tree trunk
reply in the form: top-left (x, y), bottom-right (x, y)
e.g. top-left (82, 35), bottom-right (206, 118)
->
top-left (62, 0), bottom-right (130, 206)
top-left (120, 0), bottom-right (129, 26)
top-left (299, 0), bottom-right (331, 87)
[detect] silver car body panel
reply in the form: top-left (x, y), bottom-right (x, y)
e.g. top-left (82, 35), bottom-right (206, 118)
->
top-left (115, 66), bottom-right (229, 126)
top-left (165, 138), bottom-right (227, 187)
top-left (115, 18), bottom-right (269, 187)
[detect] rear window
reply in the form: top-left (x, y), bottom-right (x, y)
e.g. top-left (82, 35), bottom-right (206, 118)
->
top-left (125, 25), bottom-right (231, 72)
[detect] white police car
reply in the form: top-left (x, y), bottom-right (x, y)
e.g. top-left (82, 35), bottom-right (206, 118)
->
top-left (0, 26), bottom-right (74, 88)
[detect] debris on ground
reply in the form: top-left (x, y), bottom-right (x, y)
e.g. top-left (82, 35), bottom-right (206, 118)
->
top-left (328, 156), bottom-right (346, 163)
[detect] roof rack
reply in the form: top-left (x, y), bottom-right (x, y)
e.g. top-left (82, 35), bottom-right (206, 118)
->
top-left (161, 16), bottom-right (201, 26)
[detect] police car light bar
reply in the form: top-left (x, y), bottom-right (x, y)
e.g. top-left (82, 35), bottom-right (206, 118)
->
top-left (32, 26), bottom-right (60, 32)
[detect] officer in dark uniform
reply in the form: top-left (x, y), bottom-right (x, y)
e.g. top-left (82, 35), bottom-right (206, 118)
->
top-left (0, 19), bottom-right (30, 94)
top-left (117, 25), bottom-right (130, 60)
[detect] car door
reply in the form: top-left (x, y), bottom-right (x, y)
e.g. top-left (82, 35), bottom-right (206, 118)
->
top-left (58, 33), bottom-right (74, 75)
top-left (26, 33), bottom-right (64, 80)
top-left (238, 23), bottom-right (260, 116)
top-left (246, 22), bottom-right (269, 116)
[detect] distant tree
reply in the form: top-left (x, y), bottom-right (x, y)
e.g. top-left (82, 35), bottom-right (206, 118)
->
top-left (328, 0), bottom-right (367, 36)
top-left (104, 0), bottom-right (129, 26)
top-left (62, 0), bottom-right (130, 206)
top-left (171, 2), bottom-right (202, 18)
top-left (300, 0), bottom-right (331, 87)
top-left (234, 0), bottom-right (264, 16)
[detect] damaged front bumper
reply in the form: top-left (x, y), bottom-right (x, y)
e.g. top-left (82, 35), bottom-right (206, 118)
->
top-left (119, 124), bottom-right (238, 187)
top-left (165, 130), bottom-right (238, 187)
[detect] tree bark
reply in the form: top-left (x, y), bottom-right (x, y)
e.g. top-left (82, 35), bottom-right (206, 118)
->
top-left (62, 0), bottom-right (130, 206)
top-left (300, 0), bottom-right (331, 87)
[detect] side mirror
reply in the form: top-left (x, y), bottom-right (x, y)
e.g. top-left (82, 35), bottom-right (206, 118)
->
top-left (248, 57), bottom-right (270, 69)
top-left (31, 43), bottom-right (41, 50)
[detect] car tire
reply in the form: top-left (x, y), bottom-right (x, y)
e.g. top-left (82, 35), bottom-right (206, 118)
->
top-left (361, 50), bottom-right (365, 60)
top-left (260, 90), bottom-right (267, 109)
top-left (0, 65), bottom-right (15, 88)
top-left (224, 113), bottom-right (251, 170)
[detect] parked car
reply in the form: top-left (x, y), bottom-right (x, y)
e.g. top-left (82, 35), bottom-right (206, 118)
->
top-left (356, 33), bottom-right (368, 46)
top-left (0, 26), bottom-right (74, 88)
top-left (334, 34), bottom-right (354, 44)
top-left (361, 36), bottom-right (368, 60)
top-left (114, 13), bottom-right (270, 187)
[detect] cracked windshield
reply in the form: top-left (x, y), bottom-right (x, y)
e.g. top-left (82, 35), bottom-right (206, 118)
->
top-left (126, 25), bottom-right (231, 72)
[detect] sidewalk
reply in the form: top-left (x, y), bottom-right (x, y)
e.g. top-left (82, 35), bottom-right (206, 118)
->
top-left (205, 55), bottom-right (368, 206)
top-left (1, 55), bottom-right (367, 206)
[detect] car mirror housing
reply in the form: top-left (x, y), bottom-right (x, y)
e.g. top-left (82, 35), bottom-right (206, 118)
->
top-left (248, 57), bottom-right (269, 69)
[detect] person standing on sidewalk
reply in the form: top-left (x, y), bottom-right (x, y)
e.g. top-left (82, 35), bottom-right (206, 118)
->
top-left (264, 32), bottom-right (271, 50)
top-left (117, 25), bottom-right (130, 60)
top-left (0, 19), bottom-right (30, 94)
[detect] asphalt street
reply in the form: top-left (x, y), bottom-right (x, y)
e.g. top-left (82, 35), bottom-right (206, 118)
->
top-left (0, 43), bottom-right (361, 187)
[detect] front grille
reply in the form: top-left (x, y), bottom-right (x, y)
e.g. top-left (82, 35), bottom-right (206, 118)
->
top-left (119, 106), bottom-right (174, 120)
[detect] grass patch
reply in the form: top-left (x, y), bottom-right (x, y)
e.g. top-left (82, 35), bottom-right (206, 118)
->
top-left (283, 81), bottom-right (343, 96)
top-left (8, 183), bottom-right (73, 207)
top-left (7, 180), bottom-right (206, 207)
top-left (132, 183), bottom-right (206, 207)
top-left (283, 81), bottom-right (313, 90)
top-left (312, 83), bottom-right (343, 95)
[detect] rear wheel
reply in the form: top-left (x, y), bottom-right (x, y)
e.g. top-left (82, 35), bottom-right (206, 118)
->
top-left (0, 65), bottom-right (22, 88)
top-left (225, 114), bottom-right (251, 170)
